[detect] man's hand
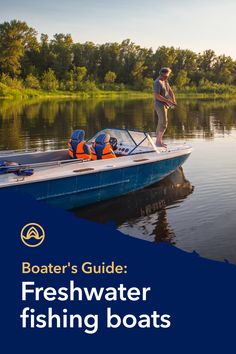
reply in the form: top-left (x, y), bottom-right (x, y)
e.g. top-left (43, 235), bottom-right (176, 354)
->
top-left (154, 93), bottom-right (177, 106)
top-left (166, 99), bottom-right (177, 107)
top-left (173, 99), bottom-right (177, 105)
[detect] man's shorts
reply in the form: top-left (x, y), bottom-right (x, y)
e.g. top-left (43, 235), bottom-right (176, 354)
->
top-left (154, 103), bottom-right (168, 132)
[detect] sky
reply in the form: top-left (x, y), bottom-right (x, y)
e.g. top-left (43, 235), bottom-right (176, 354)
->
top-left (1, 0), bottom-right (236, 58)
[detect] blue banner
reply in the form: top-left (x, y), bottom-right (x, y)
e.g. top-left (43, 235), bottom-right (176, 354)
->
top-left (1, 189), bottom-right (236, 354)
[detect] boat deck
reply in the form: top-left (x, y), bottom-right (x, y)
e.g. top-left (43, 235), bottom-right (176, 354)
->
top-left (0, 143), bottom-right (192, 187)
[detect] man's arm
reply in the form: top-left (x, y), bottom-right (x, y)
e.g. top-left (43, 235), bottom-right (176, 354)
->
top-left (154, 92), bottom-right (173, 105)
top-left (168, 86), bottom-right (177, 104)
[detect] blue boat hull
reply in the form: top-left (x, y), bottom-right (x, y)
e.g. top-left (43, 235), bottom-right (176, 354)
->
top-left (3, 154), bottom-right (190, 209)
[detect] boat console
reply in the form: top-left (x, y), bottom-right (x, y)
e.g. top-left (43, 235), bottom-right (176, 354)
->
top-left (88, 128), bottom-right (157, 156)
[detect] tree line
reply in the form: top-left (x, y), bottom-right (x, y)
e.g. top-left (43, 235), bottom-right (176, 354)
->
top-left (0, 20), bottom-right (236, 92)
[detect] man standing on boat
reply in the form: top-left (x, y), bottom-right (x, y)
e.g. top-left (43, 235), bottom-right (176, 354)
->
top-left (153, 67), bottom-right (177, 147)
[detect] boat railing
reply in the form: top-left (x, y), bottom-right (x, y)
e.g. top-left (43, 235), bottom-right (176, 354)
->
top-left (0, 158), bottom-right (90, 172)
top-left (0, 148), bottom-right (39, 156)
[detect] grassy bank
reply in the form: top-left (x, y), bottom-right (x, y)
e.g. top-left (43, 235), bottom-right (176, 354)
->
top-left (176, 83), bottom-right (236, 98)
top-left (0, 83), bottom-right (151, 99)
top-left (176, 92), bottom-right (236, 99)
top-left (1, 82), bottom-right (236, 100)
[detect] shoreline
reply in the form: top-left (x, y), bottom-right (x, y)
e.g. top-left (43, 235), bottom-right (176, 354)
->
top-left (1, 88), bottom-right (236, 101)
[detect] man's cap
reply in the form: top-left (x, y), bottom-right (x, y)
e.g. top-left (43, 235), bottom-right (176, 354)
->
top-left (159, 67), bottom-right (172, 75)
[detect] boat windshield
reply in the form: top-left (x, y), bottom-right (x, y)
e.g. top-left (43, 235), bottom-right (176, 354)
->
top-left (88, 128), bottom-right (156, 154)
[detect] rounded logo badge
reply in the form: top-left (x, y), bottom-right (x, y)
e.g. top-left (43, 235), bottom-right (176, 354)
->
top-left (21, 223), bottom-right (45, 247)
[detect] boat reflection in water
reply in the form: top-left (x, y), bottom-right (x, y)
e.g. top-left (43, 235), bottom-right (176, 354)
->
top-left (74, 167), bottom-right (194, 245)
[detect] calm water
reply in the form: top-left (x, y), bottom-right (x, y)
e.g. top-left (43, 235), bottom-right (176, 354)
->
top-left (0, 97), bottom-right (236, 263)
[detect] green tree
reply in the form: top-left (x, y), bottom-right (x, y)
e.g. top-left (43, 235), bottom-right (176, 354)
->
top-left (50, 33), bottom-right (73, 79)
top-left (98, 42), bottom-right (120, 81)
top-left (0, 73), bottom-right (23, 89)
top-left (41, 69), bottom-right (58, 91)
top-left (63, 70), bottom-right (74, 91)
top-left (36, 34), bottom-right (54, 75)
top-left (175, 70), bottom-right (190, 88)
top-left (213, 55), bottom-right (235, 84)
top-left (198, 50), bottom-right (216, 72)
top-left (73, 66), bottom-right (87, 90)
top-left (82, 80), bottom-right (97, 92)
top-left (142, 77), bottom-right (153, 91)
top-left (104, 71), bottom-right (117, 83)
top-left (25, 73), bottom-right (40, 89)
top-left (63, 66), bottom-right (87, 91)
top-left (153, 46), bottom-right (177, 77)
top-left (118, 39), bottom-right (147, 84)
top-left (73, 42), bottom-right (99, 80)
top-left (0, 20), bottom-right (38, 76)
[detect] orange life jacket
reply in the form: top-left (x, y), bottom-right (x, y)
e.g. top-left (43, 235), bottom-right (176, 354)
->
top-left (68, 140), bottom-right (91, 160)
top-left (91, 142), bottom-right (116, 160)
top-left (91, 145), bottom-right (97, 160)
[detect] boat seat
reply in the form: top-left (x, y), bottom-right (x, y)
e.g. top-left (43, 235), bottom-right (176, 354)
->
top-left (0, 150), bottom-right (70, 165)
top-left (68, 129), bottom-right (91, 159)
top-left (93, 133), bottom-right (116, 159)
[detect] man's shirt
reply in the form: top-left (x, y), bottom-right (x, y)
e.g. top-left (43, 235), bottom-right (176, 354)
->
top-left (153, 77), bottom-right (171, 106)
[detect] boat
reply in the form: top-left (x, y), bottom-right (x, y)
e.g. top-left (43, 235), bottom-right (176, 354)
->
top-left (0, 128), bottom-right (192, 209)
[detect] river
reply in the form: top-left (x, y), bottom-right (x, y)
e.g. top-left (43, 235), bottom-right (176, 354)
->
top-left (0, 97), bottom-right (235, 263)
